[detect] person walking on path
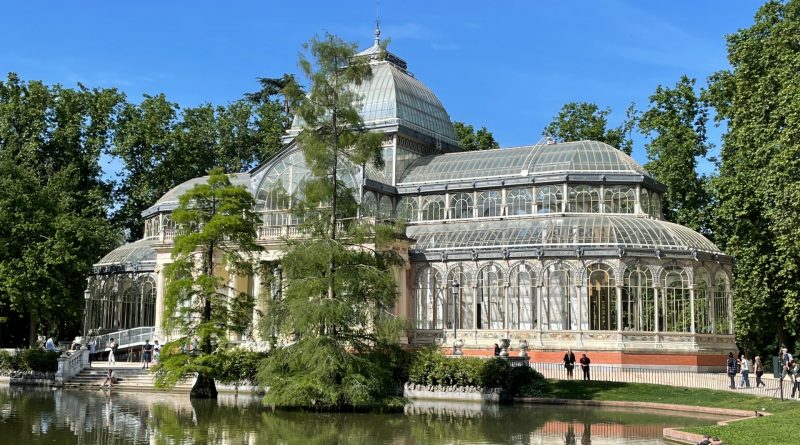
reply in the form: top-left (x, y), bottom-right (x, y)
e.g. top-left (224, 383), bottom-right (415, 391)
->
top-left (107, 338), bottom-right (116, 366)
top-left (753, 356), bottom-right (766, 388)
top-left (739, 354), bottom-right (751, 388)
top-left (141, 339), bottom-right (153, 369)
top-left (579, 353), bottom-right (591, 381)
top-left (563, 349), bottom-right (576, 380)
top-left (726, 352), bottom-right (737, 389)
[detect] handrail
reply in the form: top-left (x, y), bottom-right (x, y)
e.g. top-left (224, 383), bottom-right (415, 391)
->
top-left (94, 326), bottom-right (156, 351)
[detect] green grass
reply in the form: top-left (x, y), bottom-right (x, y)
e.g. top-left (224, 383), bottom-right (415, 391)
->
top-left (543, 380), bottom-right (800, 445)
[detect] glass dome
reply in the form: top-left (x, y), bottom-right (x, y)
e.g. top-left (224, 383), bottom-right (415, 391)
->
top-left (94, 238), bottom-right (158, 269)
top-left (399, 141), bottom-right (650, 185)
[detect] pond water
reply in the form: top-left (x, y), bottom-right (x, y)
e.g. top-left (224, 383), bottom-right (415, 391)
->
top-left (0, 386), bottom-right (722, 444)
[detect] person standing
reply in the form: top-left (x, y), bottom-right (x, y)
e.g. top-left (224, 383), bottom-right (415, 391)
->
top-left (790, 360), bottom-right (800, 399)
top-left (563, 349), bottom-right (576, 380)
top-left (493, 343), bottom-right (500, 356)
top-left (153, 339), bottom-right (160, 365)
top-left (753, 356), bottom-right (765, 388)
top-left (739, 354), bottom-right (751, 388)
top-left (726, 352), bottom-right (737, 389)
top-left (107, 338), bottom-right (116, 366)
top-left (141, 339), bottom-right (153, 369)
top-left (579, 353), bottom-right (591, 381)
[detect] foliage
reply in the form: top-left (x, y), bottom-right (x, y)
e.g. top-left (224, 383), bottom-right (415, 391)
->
top-left (0, 349), bottom-right (17, 370)
top-left (213, 348), bottom-right (269, 387)
top-left (0, 349), bottom-right (58, 373)
top-left (639, 76), bottom-right (712, 235)
top-left (509, 366), bottom-right (549, 397)
top-left (453, 121), bottom-right (499, 151)
top-left (258, 33), bottom-right (404, 411)
top-left (543, 101), bottom-right (637, 154)
top-left (0, 73), bottom-right (121, 344)
top-left (704, 0), bottom-right (800, 353)
top-left (155, 168), bottom-right (261, 398)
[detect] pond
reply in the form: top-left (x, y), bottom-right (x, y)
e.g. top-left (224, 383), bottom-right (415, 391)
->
top-left (0, 386), bottom-right (722, 444)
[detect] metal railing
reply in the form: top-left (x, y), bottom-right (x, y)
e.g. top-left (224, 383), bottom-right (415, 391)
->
top-left (94, 326), bottom-right (156, 352)
top-left (531, 362), bottom-right (799, 400)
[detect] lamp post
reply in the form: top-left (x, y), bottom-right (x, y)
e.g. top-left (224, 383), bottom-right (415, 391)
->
top-left (83, 287), bottom-right (91, 347)
top-left (451, 281), bottom-right (462, 355)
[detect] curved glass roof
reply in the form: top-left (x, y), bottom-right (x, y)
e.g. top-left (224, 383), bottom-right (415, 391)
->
top-left (152, 173), bottom-right (251, 206)
top-left (400, 141), bottom-right (650, 185)
top-left (407, 215), bottom-right (720, 253)
top-left (289, 61), bottom-right (457, 145)
top-left (95, 239), bottom-right (157, 267)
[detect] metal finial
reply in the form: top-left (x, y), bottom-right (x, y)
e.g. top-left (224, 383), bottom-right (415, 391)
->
top-left (374, 0), bottom-right (381, 46)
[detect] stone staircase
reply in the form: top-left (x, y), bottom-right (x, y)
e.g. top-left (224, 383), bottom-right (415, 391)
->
top-left (63, 362), bottom-right (193, 392)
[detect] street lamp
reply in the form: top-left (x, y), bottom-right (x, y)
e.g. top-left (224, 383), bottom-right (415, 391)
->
top-left (83, 287), bottom-right (91, 347)
top-left (451, 280), bottom-right (462, 355)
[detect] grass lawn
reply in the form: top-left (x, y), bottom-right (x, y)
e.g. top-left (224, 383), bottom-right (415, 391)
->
top-left (544, 380), bottom-right (799, 445)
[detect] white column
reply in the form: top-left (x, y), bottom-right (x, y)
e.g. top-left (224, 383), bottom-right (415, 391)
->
top-left (616, 285), bottom-right (623, 331)
top-left (653, 287), bottom-right (660, 333)
top-left (251, 271), bottom-right (263, 341)
top-left (689, 286), bottom-right (696, 334)
top-left (154, 265), bottom-right (166, 341)
top-left (227, 269), bottom-right (238, 341)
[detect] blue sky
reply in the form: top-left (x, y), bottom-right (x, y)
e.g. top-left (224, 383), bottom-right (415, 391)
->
top-left (1, 1), bottom-right (759, 170)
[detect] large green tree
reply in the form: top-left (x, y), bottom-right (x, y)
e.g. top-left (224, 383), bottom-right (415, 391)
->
top-left (155, 168), bottom-right (261, 398)
top-left (638, 76), bottom-right (711, 234)
top-left (453, 121), bottom-right (499, 151)
top-left (0, 73), bottom-right (121, 346)
top-left (706, 0), bottom-right (800, 353)
top-left (258, 33), bottom-right (404, 410)
top-left (543, 101), bottom-right (636, 154)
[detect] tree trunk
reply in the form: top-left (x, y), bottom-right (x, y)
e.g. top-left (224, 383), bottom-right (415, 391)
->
top-left (190, 372), bottom-right (218, 399)
top-left (28, 315), bottom-right (37, 348)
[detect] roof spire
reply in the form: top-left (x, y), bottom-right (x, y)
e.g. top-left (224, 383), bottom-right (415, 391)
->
top-left (374, 0), bottom-right (381, 46)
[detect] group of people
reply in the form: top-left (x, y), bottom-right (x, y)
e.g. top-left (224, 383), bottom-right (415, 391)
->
top-left (99, 338), bottom-right (160, 389)
top-left (725, 346), bottom-right (800, 398)
top-left (562, 349), bottom-right (592, 381)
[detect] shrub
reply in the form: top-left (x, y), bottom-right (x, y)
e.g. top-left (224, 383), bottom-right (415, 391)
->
top-left (509, 366), bottom-right (550, 397)
top-left (213, 349), bottom-right (270, 387)
top-left (0, 349), bottom-right (19, 370)
top-left (18, 349), bottom-right (59, 373)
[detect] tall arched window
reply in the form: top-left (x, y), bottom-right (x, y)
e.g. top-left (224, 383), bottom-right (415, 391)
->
top-left (568, 185), bottom-right (600, 213)
top-left (378, 195), bottom-right (393, 220)
top-left (478, 190), bottom-right (502, 217)
top-left (508, 264), bottom-right (536, 330)
top-left (651, 194), bottom-right (662, 218)
top-left (694, 269), bottom-right (712, 334)
top-left (450, 193), bottom-right (473, 219)
top-left (506, 188), bottom-right (533, 216)
top-left (587, 263), bottom-right (616, 330)
top-left (639, 188), bottom-right (650, 216)
top-left (714, 272), bottom-right (733, 334)
top-left (397, 197), bottom-right (418, 222)
top-left (477, 264), bottom-right (504, 329)
top-left (421, 195), bottom-right (445, 221)
top-left (662, 267), bottom-right (691, 332)
top-left (361, 191), bottom-right (377, 218)
top-left (604, 186), bottom-right (635, 213)
top-left (414, 267), bottom-right (444, 329)
top-left (140, 276), bottom-right (157, 327)
top-left (544, 264), bottom-right (574, 330)
top-left (622, 266), bottom-right (654, 331)
top-left (537, 186), bottom-right (563, 214)
top-left (448, 268), bottom-right (474, 329)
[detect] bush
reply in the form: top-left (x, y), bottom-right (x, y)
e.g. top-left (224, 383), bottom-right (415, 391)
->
top-left (18, 349), bottom-right (59, 373)
top-left (0, 350), bottom-right (20, 370)
top-left (407, 348), bottom-right (551, 396)
top-left (213, 349), bottom-right (270, 387)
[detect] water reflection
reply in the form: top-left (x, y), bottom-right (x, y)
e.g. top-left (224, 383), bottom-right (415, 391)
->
top-left (0, 386), bottom-right (721, 444)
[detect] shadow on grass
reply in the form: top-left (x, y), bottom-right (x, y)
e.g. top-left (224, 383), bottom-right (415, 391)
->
top-left (547, 380), bottom-right (630, 400)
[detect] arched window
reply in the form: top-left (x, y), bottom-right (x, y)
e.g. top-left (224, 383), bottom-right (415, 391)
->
top-left (508, 264), bottom-right (536, 330)
top-left (714, 272), bottom-right (733, 334)
top-left (651, 193), bottom-right (662, 219)
top-left (537, 186), bottom-right (563, 214)
top-left (478, 190), bottom-right (502, 217)
top-left (639, 188), bottom-right (651, 216)
top-left (544, 264), bottom-right (575, 330)
top-left (450, 193), bottom-right (473, 219)
top-left (604, 186), bottom-right (635, 213)
top-left (361, 191), bottom-right (377, 218)
top-left (662, 267), bottom-right (691, 332)
top-left (587, 263), bottom-right (616, 330)
top-left (140, 276), bottom-right (157, 327)
top-left (448, 268), bottom-right (474, 329)
top-left (477, 264), bottom-right (504, 329)
top-left (378, 195), bottom-right (393, 220)
top-left (414, 267), bottom-right (444, 329)
top-left (694, 269), bottom-right (712, 334)
top-left (421, 195), bottom-right (445, 221)
top-left (506, 188), bottom-right (533, 216)
top-left (568, 185), bottom-right (600, 213)
top-left (622, 266), bottom-right (654, 331)
top-left (397, 197), bottom-right (418, 222)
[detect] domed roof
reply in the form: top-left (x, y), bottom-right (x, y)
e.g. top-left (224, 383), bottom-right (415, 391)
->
top-left (94, 238), bottom-right (158, 271)
top-left (407, 215), bottom-right (721, 254)
top-left (287, 45), bottom-right (458, 147)
top-left (143, 173), bottom-right (251, 216)
top-left (399, 140), bottom-right (651, 185)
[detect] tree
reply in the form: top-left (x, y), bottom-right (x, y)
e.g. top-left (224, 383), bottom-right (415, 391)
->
top-left (638, 76), bottom-right (711, 234)
top-left (155, 168), bottom-right (261, 398)
top-left (543, 101), bottom-right (636, 154)
top-left (257, 33), bottom-right (405, 410)
top-left (705, 0), bottom-right (800, 354)
top-left (453, 121), bottom-right (499, 151)
top-left (0, 73), bottom-right (121, 346)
